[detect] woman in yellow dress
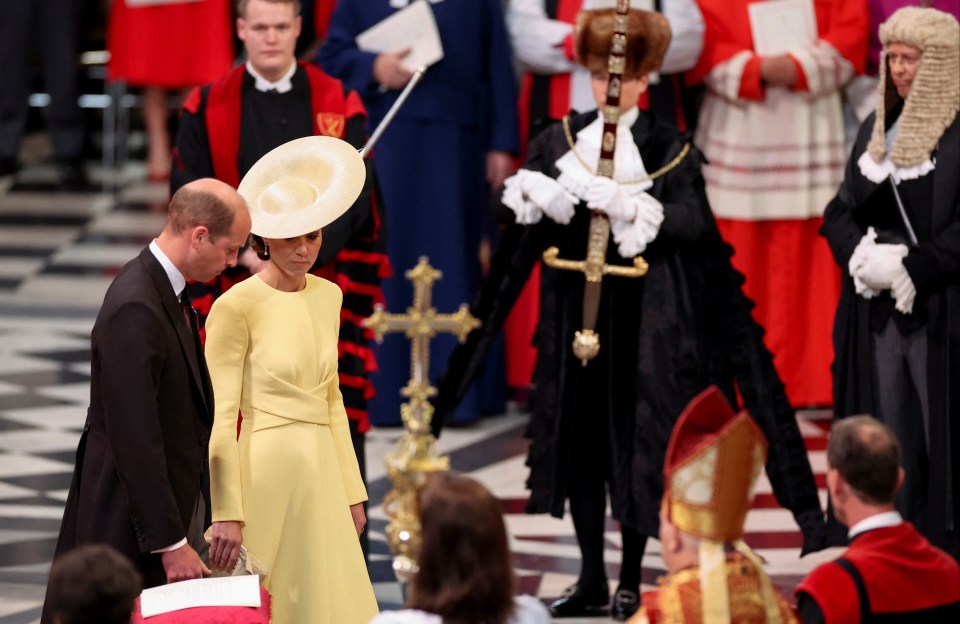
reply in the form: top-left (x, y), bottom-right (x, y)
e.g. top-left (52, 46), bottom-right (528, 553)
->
top-left (203, 137), bottom-right (379, 624)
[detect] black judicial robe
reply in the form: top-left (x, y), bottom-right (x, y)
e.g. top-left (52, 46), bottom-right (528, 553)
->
top-left (821, 112), bottom-right (960, 558)
top-left (433, 109), bottom-right (826, 552)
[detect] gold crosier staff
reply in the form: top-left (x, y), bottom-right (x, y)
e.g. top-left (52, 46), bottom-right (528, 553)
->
top-left (541, 0), bottom-right (648, 366)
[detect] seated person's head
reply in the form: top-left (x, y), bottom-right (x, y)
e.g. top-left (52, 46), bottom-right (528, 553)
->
top-left (407, 472), bottom-right (515, 624)
top-left (826, 416), bottom-right (903, 524)
top-left (46, 544), bottom-right (142, 624)
top-left (574, 8), bottom-right (672, 112)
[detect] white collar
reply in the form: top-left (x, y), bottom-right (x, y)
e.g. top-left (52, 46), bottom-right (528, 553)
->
top-left (149, 239), bottom-right (187, 298)
top-left (848, 511), bottom-right (902, 540)
top-left (555, 106), bottom-right (652, 200)
top-left (246, 61), bottom-right (296, 94)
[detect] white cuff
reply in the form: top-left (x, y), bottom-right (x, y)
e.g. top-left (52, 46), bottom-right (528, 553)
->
top-left (152, 537), bottom-right (187, 554)
top-left (502, 177), bottom-right (543, 225)
top-left (848, 227), bottom-right (878, 278)
top-left (891, 265), bottom-right (916, 314)
top-left (853, 275), bottom-right (880, 299)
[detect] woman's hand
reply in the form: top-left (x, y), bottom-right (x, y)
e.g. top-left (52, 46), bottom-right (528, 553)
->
top-left (350, 503), bottom-right (367, 536)
top-left (209, 521), bottom-right (243, 572)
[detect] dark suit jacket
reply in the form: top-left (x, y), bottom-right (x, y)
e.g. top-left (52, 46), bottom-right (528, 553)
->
top-left (44, 247), bottom-right (213, 610)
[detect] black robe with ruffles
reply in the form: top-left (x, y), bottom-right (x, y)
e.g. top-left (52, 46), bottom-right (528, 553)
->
top-left (433, 109), bottom-right (826, 553)
top-left (821, 112), bottom-right (960, 558)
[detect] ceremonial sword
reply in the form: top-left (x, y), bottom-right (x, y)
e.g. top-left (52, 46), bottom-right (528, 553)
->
top-left (542, 0), bottom-right (648, 366)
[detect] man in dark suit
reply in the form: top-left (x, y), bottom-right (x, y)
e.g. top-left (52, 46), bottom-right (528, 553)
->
top-left (41, 178), bottom-right (252, 622)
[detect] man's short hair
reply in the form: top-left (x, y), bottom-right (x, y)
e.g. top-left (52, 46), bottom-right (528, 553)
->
top-left (827, 416), bottom-right (902, 505)
top-left (46, 544), bottom-right (142, 624)
top-left (167, 185), bottom-right (237, 241)
top-left (237, 0), bottom-right (301, 19)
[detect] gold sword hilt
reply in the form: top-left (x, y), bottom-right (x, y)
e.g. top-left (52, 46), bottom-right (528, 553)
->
top-left (542, 247), bottom-right (649, 279)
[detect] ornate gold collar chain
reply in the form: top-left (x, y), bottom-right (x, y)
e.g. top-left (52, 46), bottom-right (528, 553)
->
top-left (561, 115), bottom-right (692, 186)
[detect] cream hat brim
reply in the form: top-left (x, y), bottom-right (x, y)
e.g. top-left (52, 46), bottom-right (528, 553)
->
top-left (238, 135), bottom-right (366, 239)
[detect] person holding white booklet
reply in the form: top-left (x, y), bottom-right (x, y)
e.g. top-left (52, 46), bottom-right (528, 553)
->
top-left (687, 0), bottom-right (869, 410)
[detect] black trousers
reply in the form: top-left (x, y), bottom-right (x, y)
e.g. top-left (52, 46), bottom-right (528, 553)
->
top-left (0, 0), bottom-right (85, 162)
top-left (872, 319), bottom-right (930, 531)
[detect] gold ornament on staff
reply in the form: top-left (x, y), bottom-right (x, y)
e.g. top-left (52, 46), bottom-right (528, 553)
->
top-left (362, 256), bottom-right (480, 582)
top-left (542, 0), bottom-right (647, 366)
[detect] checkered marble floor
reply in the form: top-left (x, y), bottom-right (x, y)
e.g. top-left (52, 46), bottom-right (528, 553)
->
top-left (0, 162), bottom-right (844, 623)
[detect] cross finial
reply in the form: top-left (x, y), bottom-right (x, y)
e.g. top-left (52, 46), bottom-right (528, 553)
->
top-left (362, 256), bottom-right (480, 582)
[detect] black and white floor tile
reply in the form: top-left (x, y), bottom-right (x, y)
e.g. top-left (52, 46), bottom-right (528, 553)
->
top-left (0, 160), bottom-right (843, 623)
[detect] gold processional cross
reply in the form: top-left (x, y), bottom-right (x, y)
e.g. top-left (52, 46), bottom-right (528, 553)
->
top-left (362, 256), bottom-right (480, 581)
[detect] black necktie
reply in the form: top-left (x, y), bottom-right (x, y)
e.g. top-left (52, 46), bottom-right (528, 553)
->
top-left (179, 290), bottom-right (203, 362)
top-left (180, 290), bottom-right (212, 406)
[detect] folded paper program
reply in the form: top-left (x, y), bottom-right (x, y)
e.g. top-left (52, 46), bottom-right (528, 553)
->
top-left (203, 527), bottom-right (269, 578)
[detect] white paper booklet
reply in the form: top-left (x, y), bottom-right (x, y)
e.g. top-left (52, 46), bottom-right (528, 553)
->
top-left (748, 0), bottom-right (818, 57)
top-left (139, 575), bottom-right (261, 618)
top-left (356, 0), bottom-right (445, 72)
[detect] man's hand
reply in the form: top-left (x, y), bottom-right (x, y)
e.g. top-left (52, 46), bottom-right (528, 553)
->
top-left (208, 520), bottom-right (243, 572)
top-left (350, 503), bottom-right (366, 536)
top-left (760, 54), bottom-right (798, 88)
top-left (486, 151), bottom-right (515, 190)
top-left (161, 543), bottom-right (210, 583)
top-left (373, 48), bottom-right (414, 90)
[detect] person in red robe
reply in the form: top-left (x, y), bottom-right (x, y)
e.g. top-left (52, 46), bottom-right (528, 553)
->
top-left (688, 0), bottom-right (869, 408)
top-left (796, 416), bottom-right (960, 622)
top-left (171, 0), bottom-right (387, 557)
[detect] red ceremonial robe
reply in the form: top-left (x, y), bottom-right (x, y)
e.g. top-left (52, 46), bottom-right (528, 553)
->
top-left (687, 0), bottom-right (868, 407)
top-left (796, 522), bottom-right (960, 622)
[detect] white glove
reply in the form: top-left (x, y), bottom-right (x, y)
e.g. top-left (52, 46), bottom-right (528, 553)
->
top-left (585, 176), bottom-right (638, 222)
top-left (501, 175), bottom-right (543, 225)
top-left (610, 192), bottom-right (664, 257)
top-left (518, 170), bottom-right (577, 225)
top-left (855, 243), bottom-right (909, 292)
top-left (848, 227), bottom-right (879, 299)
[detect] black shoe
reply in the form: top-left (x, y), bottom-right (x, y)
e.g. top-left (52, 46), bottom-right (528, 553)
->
top-left (548, 583), bottom-right (609, 618)
top-left (611, 587), bottom-right (641, 620)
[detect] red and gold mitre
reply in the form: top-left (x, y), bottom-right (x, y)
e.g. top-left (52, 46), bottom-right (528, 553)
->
top-left (662, 386), bottom-right (768, 541)
top-left (657, 386), bottom-right (785, 623)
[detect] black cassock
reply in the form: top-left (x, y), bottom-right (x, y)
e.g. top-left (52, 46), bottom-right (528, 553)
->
top-left (433, 109), bottom-right (827, 553)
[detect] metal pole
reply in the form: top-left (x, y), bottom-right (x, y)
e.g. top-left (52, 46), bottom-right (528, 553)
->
top-left (359, 66), bottom-right (427, 159)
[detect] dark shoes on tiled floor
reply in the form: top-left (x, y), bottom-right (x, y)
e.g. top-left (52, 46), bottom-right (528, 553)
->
top-left (548, 583), bottom-right (609, 617)
top-left (611, 587), bottom-right (641, 620)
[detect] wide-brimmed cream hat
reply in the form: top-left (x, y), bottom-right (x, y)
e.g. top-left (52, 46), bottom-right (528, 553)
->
top-left (238, 136), bottom-right (365, 238)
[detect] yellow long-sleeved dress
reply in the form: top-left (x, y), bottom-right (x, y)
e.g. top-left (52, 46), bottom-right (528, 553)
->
top-left (206, 275), bottom-right (379, 624)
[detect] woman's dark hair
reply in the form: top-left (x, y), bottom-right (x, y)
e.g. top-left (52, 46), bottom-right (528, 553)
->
top-left (250, 234), bottom-right (269, 260)
top-left (407, 472), bottom-right (515, 624)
